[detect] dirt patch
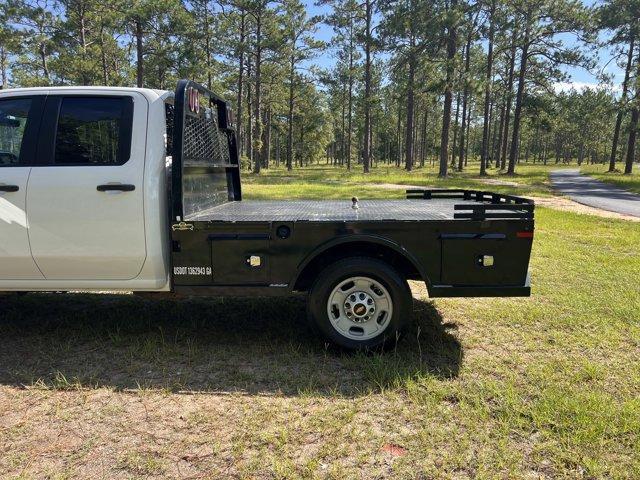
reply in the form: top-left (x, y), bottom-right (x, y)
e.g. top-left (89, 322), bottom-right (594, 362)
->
top-left (479, 178), bottom-right (522, 187)
top-left (530, 196), bottom-right (640, 221)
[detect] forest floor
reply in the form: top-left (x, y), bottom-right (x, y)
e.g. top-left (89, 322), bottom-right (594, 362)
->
top-left (1, 164), bottom-right (639, 479)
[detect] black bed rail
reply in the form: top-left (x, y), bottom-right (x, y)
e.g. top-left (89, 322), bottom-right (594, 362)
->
top-left (406, 189), bottom-right (534, 221)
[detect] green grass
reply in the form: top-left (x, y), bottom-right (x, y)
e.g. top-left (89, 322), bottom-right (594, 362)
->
top-left (0, 165), bottom-right (638, 478)
top-left (241, 161), bottom-right (573, 199)
top-left (581, 163), bottom-right (640, 194)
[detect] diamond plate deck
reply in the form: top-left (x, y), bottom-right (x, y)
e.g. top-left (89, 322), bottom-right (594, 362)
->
top-left (186, 199), bottom-right (482, 222)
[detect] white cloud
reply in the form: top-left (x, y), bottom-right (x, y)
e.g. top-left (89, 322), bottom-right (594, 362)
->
top-left (553, 81), bottom-right (621, 93)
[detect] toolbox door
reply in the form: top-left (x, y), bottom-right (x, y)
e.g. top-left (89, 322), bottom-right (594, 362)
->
top-left (440, 233), bottom-right (530, 286)
top-left (209, 225), bottom-right (271, 285)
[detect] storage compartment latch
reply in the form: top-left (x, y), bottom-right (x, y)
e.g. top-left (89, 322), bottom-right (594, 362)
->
top-left (247, 255), bottom-right (262, 267)
top-left (478, 255), bottom-right (494, 267)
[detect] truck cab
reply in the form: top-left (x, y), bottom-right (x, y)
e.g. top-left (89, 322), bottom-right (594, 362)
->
top-left (0, 86), bottom-right (172, 290)
top-left (0, 80), bottom-right (534, 349)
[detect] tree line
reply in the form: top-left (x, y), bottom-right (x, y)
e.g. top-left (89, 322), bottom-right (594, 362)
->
top-left (0, 0), bottom-right (638, 175)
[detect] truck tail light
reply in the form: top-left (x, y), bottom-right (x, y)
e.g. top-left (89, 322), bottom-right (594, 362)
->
top-left (516, 231), bottom-right (534, 239)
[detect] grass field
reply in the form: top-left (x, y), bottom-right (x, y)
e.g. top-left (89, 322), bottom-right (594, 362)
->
top-left (242, 162), bottom-right (571, 200)
top-left (1, 165), bottom-right (639, 479)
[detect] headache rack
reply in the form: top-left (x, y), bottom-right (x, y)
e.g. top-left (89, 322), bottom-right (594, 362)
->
top-left (406, 189), bottom-right (534, 221)
top-left (171, 79), bottom-right (241, 222)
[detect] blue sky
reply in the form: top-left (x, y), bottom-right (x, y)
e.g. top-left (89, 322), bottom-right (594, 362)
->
top-left (303, 0), bottom-right (625, 92)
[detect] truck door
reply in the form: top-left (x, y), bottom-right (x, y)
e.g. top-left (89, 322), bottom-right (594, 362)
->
top-left (0, 96), bottom-right (45, 280)
top-left (26, 93), bottom-right (147, 280)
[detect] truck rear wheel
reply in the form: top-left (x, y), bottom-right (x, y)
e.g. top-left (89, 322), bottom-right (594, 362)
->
top-left (307, 257), bottom-right (412, 350)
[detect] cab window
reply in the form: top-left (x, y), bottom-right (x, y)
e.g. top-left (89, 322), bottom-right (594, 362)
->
top-left (54, 96), bottom-right (132, 166)
top-left (0, 98), bottom-right (31, 166)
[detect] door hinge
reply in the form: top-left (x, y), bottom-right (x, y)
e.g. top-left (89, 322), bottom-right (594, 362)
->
top-left (172, 222), bottom-right (194, 231)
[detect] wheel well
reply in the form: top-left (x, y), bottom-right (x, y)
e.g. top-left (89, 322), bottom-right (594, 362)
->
top-left (293, 241), bottom-right (423, 292)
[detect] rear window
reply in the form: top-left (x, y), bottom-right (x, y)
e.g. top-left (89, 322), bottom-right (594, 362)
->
top-left (0, 98), bottom-right (31, 166)
top-left (54, 96), bottom-right (132, 165)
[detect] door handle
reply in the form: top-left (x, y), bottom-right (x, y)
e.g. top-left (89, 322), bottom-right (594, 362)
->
top-left (97, 184), bottom-right (135, 192)
top-left (0, 185), bottom-right (19, 192)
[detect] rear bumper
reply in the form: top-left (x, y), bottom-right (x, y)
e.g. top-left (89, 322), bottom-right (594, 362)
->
top-left (429, 271), bottom-right (531, 298)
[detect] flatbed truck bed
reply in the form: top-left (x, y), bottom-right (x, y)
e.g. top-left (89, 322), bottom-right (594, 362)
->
top-left (0, 78), bottom-right (535, 350)
top-left (187, 198), bottom-right (494, 222)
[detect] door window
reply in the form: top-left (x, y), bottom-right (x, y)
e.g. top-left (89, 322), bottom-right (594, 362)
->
top-left (54, 96), bottom-right (132, 166)
top-left (0, 98), bottom-right (31, 166)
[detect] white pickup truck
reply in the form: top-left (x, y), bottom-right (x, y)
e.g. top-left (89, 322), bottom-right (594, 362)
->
top-left (0, 80), bottom-right (534, 349)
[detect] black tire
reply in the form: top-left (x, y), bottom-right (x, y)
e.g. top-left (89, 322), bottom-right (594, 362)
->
top-left (307, 257), bottom-right (412, 350)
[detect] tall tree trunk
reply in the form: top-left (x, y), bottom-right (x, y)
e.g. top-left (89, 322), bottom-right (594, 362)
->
top-left (203, 1), bottom-right (212, 90)
top-left (396, 101), bottom-right (402, 167)
top-left (624, 92), bottom-right (639, 174)
top-left (451, 91), bottom-right (461, 166)
top-left (99, 25), bottom-right (108, 85)
top-left (405, 49), bottom-right (416, 171)
top-left (340, 81), bottom-right (346, 165)
top-left (480, 0), bottom-right (496, 176)
top-left (135, 18), bottom-right (143, 88)
top-left (488, 98), bottom-right (497, 167)
top-left (40, 42), bottom-right (50, 82)
top-left (236, 13), bottom-right (246, 157)
top-left (287, 55), bottom-right (295, 171)
top-left (78, 8), bottom-right (88, 84)
top-left (610, 35), bottom-right (635, 172)
top-left (362, 0), bottom-right (373, 173)
top-left (439, 0), bottom-right (458, 177)
top-left (464, 102), bottom-right (472, 166)
top-left (298, 122), bottom-right (305, 167)
top-left (246, 57), bottom-right (253, 169)
top-left (253, 15), bottom-right (262, 174)
top-left (508, 15), bottom-right (531, 175)
top-left (501, 27), bottom-right (517, 170)
top-left (494, 103), bottom-right (505, 167)
top-left (346, 16), bottom-right (355, 170)
top-left (263, 105), bottom-right (271, 168)
top-left (421, 108), bottom-right (428, 167)
top-left (0, 47), bottom-right (8, 88)
top-left (458, 36), bottom-right (471, 171)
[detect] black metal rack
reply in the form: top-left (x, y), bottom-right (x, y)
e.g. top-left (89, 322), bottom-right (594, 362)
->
top-left (406, 189), bottom-right (534, 221)
top-left (171, 79), bottom-right (241, 222)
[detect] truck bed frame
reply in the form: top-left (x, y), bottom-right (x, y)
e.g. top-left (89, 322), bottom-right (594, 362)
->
top-left (168, 80), bottom-right (535, 300)
top-left (186, 191), bottom-right (534, 222)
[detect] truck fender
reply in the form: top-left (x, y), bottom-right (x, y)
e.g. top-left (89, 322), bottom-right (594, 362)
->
top-left (290, 233), bottom-right (431, 291)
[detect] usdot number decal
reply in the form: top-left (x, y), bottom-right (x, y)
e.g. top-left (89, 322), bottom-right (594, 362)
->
top-left (174, 266), bottom-right (212, 276)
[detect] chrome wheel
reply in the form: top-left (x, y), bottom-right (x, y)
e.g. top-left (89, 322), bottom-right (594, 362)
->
top-left (326, 276), bottom-right (393, 340)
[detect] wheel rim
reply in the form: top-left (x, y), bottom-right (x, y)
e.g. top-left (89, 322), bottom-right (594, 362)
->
top-left (326, 276), bottom-right (393, 341)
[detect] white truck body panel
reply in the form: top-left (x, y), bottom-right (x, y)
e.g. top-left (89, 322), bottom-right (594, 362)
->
top-left (28, 90), bottom-right (148, 280)
top-left (0, 87), bottom-right (171, 291)
top-left (0, 167), bottom-right (45, 280)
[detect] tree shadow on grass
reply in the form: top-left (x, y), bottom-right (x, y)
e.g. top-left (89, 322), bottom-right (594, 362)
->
top-left (0, 293), bottom-right (462, 397)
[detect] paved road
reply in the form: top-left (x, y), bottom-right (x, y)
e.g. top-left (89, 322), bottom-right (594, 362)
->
top-left (550, 169), bottom-right (640, 218)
